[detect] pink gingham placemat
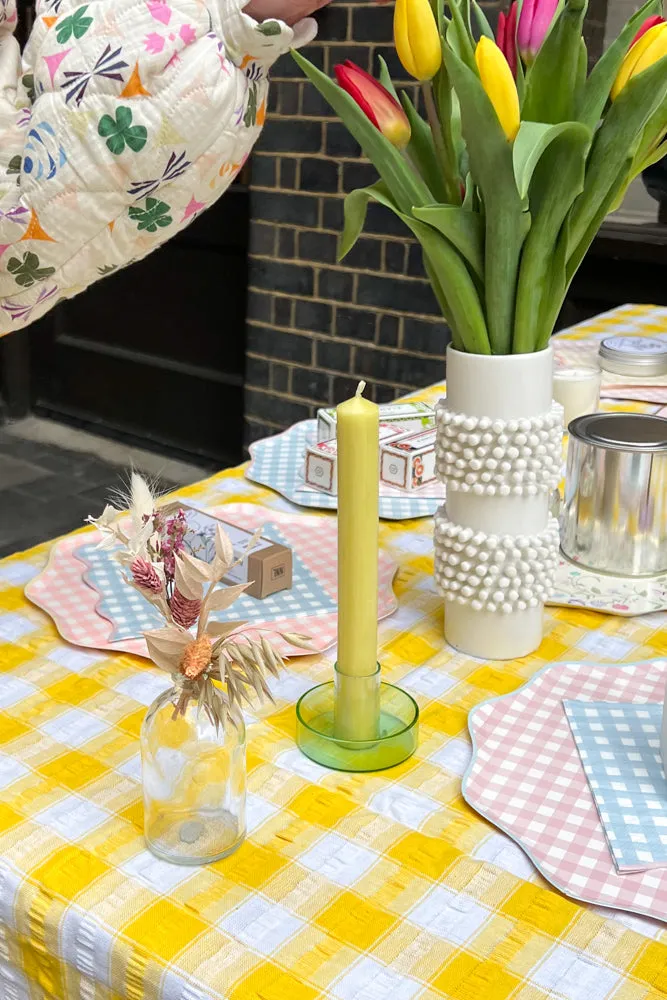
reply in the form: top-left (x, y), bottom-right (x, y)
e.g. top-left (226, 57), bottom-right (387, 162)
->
top-left (463, 659), bottom-right (667, 921)
top-left (25, 503), bottom-right (398, 659)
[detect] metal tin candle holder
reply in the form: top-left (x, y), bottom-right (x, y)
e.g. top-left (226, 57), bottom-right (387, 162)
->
top-left (295, 664), bottom-right (419, 772)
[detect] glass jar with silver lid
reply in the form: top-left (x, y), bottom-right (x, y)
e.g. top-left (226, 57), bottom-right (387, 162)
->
top-left (598, 336), bottom-right (667, 377)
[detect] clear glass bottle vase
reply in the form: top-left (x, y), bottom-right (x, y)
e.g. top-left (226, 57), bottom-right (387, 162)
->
top-left (140, 678), bottom-right (246, 864)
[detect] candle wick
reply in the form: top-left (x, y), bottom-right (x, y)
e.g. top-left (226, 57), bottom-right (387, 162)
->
top-left (355, 381), bottom-right (366, 398)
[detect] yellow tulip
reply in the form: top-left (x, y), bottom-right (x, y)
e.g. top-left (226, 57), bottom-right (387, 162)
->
top-left (394, 0), bottom-right (442, 82)
top-left (611, 21), bottom-right (667, 100)
top-left (475, 36), bottom-right (520, 142)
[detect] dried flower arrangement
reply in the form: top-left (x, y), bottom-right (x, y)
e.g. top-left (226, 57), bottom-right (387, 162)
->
top-left (88, 474), bottom-right (312, 729)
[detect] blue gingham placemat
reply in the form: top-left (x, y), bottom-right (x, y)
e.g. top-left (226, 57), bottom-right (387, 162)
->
top-left (564, 700), bottom-right (667, 873)
top-left (246, 419), bottom-right (444, 521)
top-left (75, 524), bottom-right (336, 642)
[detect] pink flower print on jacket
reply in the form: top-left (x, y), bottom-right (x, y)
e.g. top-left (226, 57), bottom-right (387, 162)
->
top-left (144, 32), bottom-right (165, 53)
top-left (147, 0), bottom-right (171, 24)
top-left (143, 22), bottom-right (195, 56)
top-left (179, 24), bottom-right (195, 45)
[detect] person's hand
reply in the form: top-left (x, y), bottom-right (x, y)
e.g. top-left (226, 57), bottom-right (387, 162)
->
top-left (244, 0), bottom-right (331, 25)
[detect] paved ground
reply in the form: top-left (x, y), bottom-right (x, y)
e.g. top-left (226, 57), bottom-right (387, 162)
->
top-left (0, 422), bottom-right (209, 558)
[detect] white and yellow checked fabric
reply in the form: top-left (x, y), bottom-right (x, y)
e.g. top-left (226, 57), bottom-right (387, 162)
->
top-left (2, 305), bottom-right (667, 1000)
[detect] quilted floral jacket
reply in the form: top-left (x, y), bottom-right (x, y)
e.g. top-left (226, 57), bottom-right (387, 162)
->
top-left (0, 0), bottom-right (315, 333)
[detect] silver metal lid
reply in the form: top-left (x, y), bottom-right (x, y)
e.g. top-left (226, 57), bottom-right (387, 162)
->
top-left (569, 412), bottom-right (667, 452)
top-left (598, 336), bottom-right (667, 376)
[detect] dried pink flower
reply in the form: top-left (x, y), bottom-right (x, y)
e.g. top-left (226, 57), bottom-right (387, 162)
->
top-left (160, 511), bottom-right (188, 580)
top-left (131, 557), bottom-right (163, 594)
top-left (171, 588), bottom-right (202, 629)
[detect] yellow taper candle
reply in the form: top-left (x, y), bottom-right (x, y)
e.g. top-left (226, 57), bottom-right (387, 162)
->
top-left (335, 381), bottom-right (380, 742)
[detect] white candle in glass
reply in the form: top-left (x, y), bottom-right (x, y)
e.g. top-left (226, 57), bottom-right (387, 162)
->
top-left (553, 366), bottom-right (601, 431)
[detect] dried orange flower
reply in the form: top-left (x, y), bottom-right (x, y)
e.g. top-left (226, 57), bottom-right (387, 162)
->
top-left (180, 635), bottom-right (213, 680)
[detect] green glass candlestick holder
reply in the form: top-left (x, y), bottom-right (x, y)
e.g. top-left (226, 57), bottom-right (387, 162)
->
top-left (295, 664), bottom-right (419, 772)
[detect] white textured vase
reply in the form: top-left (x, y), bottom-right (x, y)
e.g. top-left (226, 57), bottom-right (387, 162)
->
top-left (434, 345), bottom-right (563, 660)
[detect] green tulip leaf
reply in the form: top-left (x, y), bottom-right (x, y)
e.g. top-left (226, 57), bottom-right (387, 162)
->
top-left (447, 0), bottom-right (476, 71)
top-left (462, 171), bottom-right (475, 210)
top-left (422, 254), bottom-right (459, 345)
top-left (339, 179), bottom-right (489, 353)
top-left (566, 155), bottom-right (635, 282)
top-left (567, 53), bottom-right (667, 255)
top-left (625, 100), bottom-right (667, 186)
top-left (577, 0), bottom-right (663, 128)
top-left (433, 61), bottom-right (464, 204)
top-left (442, 44), bottom-right (528, 354)
top-left (412, 204), bottom-right (484, 280)
top-left (405, 215), bottom-right (491, 354)
top-left (377, 54), bottom-right (400, 102)
top-left (338, 182), bottom-right (397, 261)
top-left (513, 121), bottom-right (588, 201)
top-left (576, 37), bottom-right (588, 98)
top-left (292, 50), bottom-right (432, 215)
top-left (536, 154), bottom-right (631, 346)
top-left (513, 123), bottom-right (591, 352)
top-left (522, 0), bottom-right (589, 124)
top-left (636, 138), bottom-right (667, 173)
top-left (515, 43), bottom-right (526, 105)
top-left (399, 92), bottom-right (448, 202)
top-left (472, 1), bottom-right (494, 39)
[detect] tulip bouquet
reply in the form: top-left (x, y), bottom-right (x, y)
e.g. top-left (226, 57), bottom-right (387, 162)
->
top-left (293, 0), bottom-right (667, 354)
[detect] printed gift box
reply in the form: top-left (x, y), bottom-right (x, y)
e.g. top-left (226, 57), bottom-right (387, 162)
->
top-left (317, 401), bottom-right (435, 443)
top-left (380, 427), bottom-right (437, 492)
top-left (305, 423), bottom-right (408, 494)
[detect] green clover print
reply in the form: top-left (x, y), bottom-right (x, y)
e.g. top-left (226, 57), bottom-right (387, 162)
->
top-left (244, 83), bottom-right (258, 128)
top-left (256, 20), bottom-right (281, 35)
top-left (55, 6), bottom-right (93, 43)
top-left (7, 252), bottom-right (55, 288)
top-left (128, 198), bottom-right (172, 233)
top-left (98, 107), bottom-right (148, 156)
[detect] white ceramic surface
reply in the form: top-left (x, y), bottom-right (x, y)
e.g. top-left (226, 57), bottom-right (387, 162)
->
top-left (439, 346), bottom-right (560, 659)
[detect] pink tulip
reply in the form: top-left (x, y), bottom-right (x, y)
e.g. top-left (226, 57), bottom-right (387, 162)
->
top-left (517, 0), bottom-right (559, 64)
top-left (496, 2), bottom-right (518, 77)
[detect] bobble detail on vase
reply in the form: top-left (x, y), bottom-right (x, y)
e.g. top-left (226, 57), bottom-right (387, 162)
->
top-left (435, 401), bottom-right (563, 495)
top-left (434, 510), bottom-right (560, 614)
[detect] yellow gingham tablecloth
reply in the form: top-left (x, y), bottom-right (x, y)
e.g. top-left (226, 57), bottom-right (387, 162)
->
top-left (2, 304), bottom-right (667, 1000)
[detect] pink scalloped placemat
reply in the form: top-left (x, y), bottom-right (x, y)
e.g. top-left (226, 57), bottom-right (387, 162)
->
top-left (463, 659), bottom-right (667, 921)
top-left (25, 504), bottom-right (398, 659)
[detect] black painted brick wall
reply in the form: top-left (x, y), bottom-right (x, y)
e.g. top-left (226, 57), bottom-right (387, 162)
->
top-left (244, 0), bottom-right (609, 444)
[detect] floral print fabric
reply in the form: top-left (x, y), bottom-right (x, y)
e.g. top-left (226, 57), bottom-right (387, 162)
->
top-left (0, 0), bottom-right (316, 333)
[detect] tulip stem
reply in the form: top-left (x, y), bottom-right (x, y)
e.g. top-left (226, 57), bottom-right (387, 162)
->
top-left (422, 82), bottom-right (461, 205)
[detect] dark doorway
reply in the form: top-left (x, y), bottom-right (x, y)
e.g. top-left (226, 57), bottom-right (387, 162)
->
top-left (1, 0), bottom-right (249, 468)
top-left (20, 185), bottom-right (249, 469)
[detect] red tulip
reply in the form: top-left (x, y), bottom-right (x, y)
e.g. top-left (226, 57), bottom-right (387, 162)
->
top-left (496, 2), bottom-right (518, 76)
top-left (630, 13), bottom-right (666, 47)
top-left (334, 61), bottom-right (411, 149)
